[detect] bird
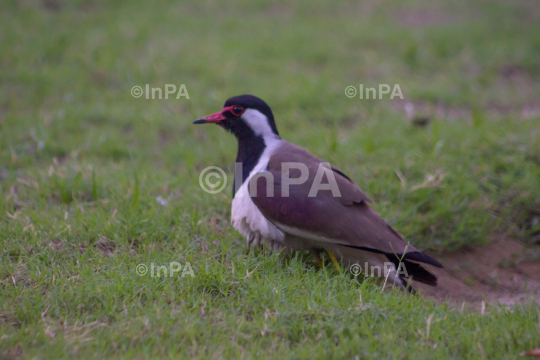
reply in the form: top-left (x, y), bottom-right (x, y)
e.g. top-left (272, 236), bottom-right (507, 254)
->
top-left (194, 94), bottom-right (442, 290)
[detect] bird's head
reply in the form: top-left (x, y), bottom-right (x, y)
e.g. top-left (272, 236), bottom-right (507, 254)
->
top-left (194, 95), bottom-right (280, 140)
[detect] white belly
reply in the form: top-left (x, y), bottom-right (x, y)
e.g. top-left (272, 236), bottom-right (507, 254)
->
top-left (231, 185), bottom-right (285, 248)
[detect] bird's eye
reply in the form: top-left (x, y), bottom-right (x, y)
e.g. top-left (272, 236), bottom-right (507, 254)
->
top-left (231, 106), bottom-right (245, 116)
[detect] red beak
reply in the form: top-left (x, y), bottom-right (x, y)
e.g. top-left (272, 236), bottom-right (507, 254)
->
top-left (193, 106), bottom-right (235, 124)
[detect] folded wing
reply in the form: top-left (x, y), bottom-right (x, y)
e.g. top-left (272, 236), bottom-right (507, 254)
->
top-left (250, 141), bottom-right (442, 269)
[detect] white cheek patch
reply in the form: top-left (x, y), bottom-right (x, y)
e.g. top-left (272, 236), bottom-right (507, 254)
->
top-left (241, 109), bottom-right (278, 140)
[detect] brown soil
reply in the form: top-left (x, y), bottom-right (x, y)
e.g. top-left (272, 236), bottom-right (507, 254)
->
top-left (416, 239), bottom-right (540, 308)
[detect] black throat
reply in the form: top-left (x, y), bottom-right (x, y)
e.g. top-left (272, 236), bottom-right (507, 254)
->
top-left (233, 133), bottom-right (266, 198)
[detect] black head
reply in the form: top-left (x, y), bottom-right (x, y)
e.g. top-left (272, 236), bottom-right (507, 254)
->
top-left (194, 95), bottom-right (280, 140)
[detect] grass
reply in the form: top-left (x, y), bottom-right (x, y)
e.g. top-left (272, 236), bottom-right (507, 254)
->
top-left (1, 0), bottom-right (540, 358)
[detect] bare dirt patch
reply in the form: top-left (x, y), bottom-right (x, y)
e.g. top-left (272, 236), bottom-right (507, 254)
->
top-left (416, 238), bottom-right (540, 308)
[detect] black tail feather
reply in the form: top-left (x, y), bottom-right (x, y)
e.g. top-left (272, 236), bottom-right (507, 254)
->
top-left (340, 245), bottom-right (443, 269)
top-left (386, 254), bottom-right (438, 286)
top-left (339, 244), bottom-right (442, 286)
top-left (400, 251), bottom-right (443, 268)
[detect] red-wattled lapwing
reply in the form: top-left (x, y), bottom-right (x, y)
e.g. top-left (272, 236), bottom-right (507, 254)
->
top-left (194, 95), bottom-right (442, 290)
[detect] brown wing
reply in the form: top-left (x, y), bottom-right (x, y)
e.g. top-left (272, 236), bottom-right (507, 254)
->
top-left (250, 142), bottom-right (442, 267)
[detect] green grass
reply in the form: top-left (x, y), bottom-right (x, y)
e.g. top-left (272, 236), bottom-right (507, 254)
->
top-left (1, 0), bottom-right (540, 358)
